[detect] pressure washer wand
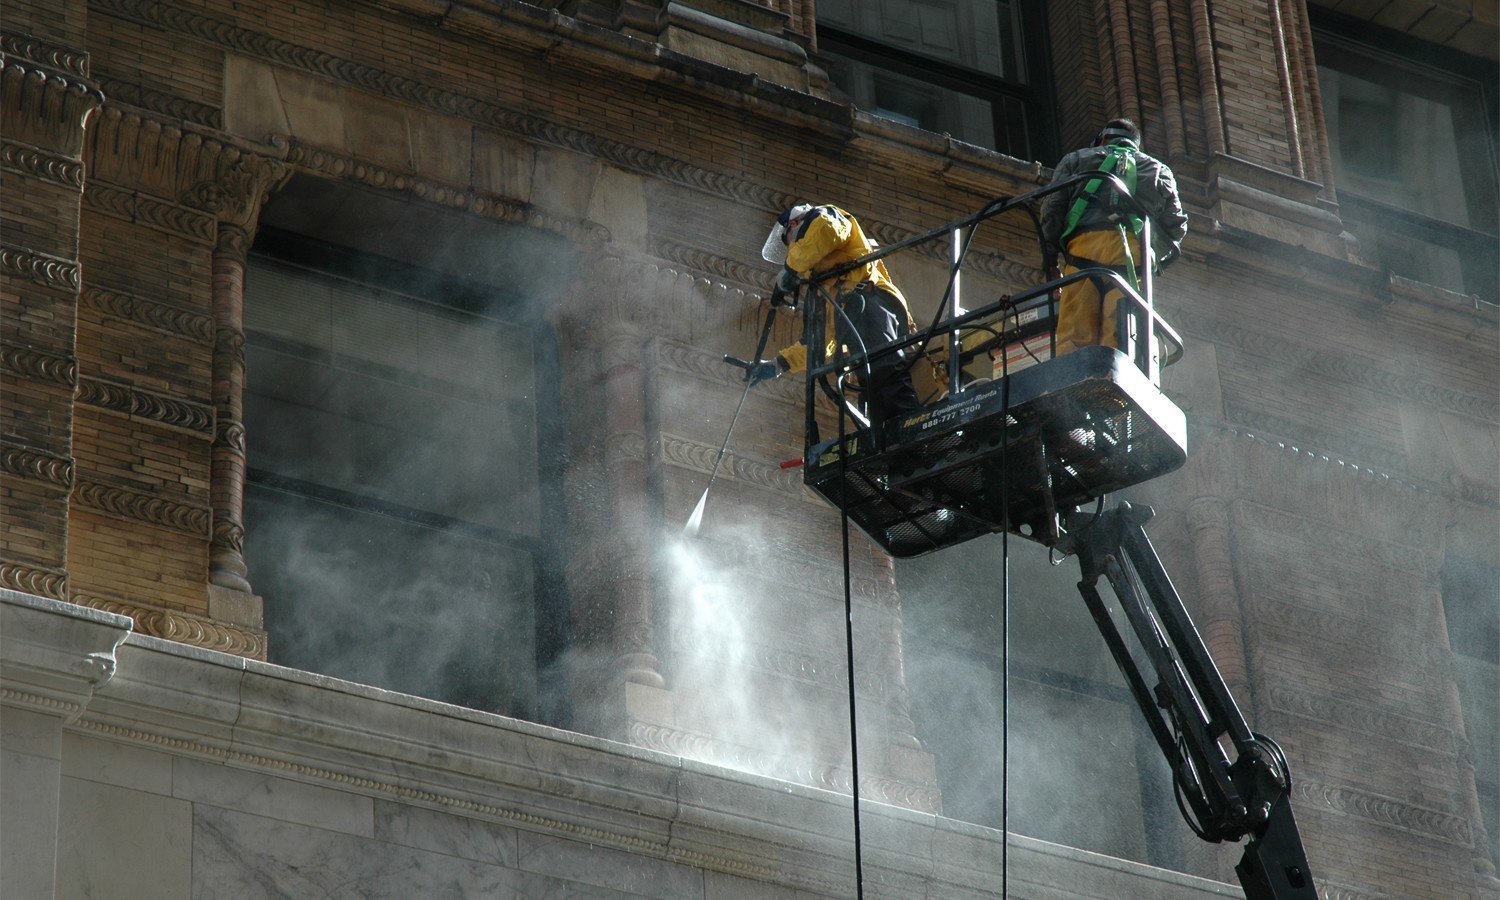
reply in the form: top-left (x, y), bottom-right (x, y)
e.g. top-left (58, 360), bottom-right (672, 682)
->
top-left (683, 297), bottom-right (782, 537)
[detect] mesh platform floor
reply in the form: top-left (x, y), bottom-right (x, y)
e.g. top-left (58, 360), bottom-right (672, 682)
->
top-left (803, 346), bottom-right (1187, 557)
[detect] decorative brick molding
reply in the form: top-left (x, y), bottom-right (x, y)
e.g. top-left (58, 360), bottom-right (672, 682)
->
top-left (0, 442), bottom-right (75, 488)
top-left (1264, 681), bottom-right (1457, 756)
top-left (96, 76), bottom-right (223, 129)
top-left (653, 238), bottom-right (773, 290)
top-left (657, 434), bottom-right (804, 500)
top-left (73, 479), bottom-right (211, 536)
top-left (0, 244), bottom-right (81, 291)
top-left (79, 286), bottom-right (215, 342)
top-left (1295, 776), bottom-right (1474, 848)
top-left (0, 562), bottom-right (69, 601)
top-left (0, 344), bottom-right (78, 387)
top-left (0, 31), bottom-right (90, 78)
top-left (75, 594), bottom-right (267, 659)
top-left (75, 377), bottom-right (215, 437)
top-left (0, 139), bottom-right (86, 189)
top-left (83, 180), bottom-right (218, 243)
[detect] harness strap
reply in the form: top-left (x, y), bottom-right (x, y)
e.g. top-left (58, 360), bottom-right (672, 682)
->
top-left (1060, 145), bottom-right (1140, 243)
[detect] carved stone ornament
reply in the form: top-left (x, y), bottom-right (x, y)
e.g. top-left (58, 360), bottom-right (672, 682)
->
top-left (0, 442), bottom-right (75, 488)
top-left (86, 105), bottom-right (289, 230)
top-left (0, 243), bottom-right (81, 291)
top-left (76, 377), bottom-right (215, 436)
top-left (0, 31), bottom-right (90, 78)
top-left (73, 479), bottom-right (211, 536)
top-left (1, 139), bottom-right (86, 190)
top-left (76, 593), bottom-right (267, 660)
top-left (0, 344), bottom-right (78, 387)
top-left (0, 561), bottom-right (69, 601)
top-left (0, 57), bottom-right (103, 157)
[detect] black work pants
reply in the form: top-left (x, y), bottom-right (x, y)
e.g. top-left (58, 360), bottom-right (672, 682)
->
top-left (834, 286), bottom-right (920, 427)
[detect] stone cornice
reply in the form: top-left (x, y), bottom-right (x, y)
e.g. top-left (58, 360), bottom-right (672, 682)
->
top-left (0, 30), bottom-right (90, 78)
top-left (32, 591), bottom-right (1240, 899)
top-left (0, 590), bottom-right (131, 720)
top-left (0, 442), bottom-right (75, 488)
top-left (76, 376), bottom-right (215, 437)
top-left (0, 56), bottom-right (103, 157)
top-left (75, 593), bottom-right (265, 660)
top-left (1, 138), bottom-right (87, 189)
top-left (278, 138), bottom-right (608, 244)
top-left (80, 285), bottom-right (215, 342)
top-left (0, 243), bottom-right (82, 291)
top-left (73, 478), bottom-right (211, 536)
top-left (627, 721), bottom-right (941, 816)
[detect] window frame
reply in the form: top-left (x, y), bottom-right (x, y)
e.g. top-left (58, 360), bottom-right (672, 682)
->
top-left (815, 0), bottom-right (1058, 162)
top-left (1312, 9), bottom-right (1499, 301)
top-left (243, 227), bottom-right (574, 727)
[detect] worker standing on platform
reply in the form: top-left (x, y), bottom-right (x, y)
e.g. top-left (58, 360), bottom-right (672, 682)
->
top-left (746, 203), bottom-right (920, 428)
top-left (1041, 119), bottom-right (1188, 356)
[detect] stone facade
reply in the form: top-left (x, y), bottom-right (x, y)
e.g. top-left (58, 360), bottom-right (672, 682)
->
top-left (2, 1), bottom-right (1496, 898)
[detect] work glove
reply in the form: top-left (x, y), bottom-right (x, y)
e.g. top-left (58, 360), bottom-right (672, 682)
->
top-left (775, 266), bottom-right (799, 294)
top-left (769, 286), bottom-right (795, 309)
top-left (1042, 250), bottom-right (1060, 279)
top-left (745, 356), bottom-right (785, 386)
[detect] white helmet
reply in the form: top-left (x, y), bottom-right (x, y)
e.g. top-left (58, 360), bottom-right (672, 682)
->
top-left (761, 203), bottom-right (815, 264)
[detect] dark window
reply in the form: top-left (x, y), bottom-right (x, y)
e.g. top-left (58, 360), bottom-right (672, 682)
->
top-left (1314, 15), bottom-right (1498, 302)
top-left (817, 0), bottom-right (1055, 161)
top-left (242, 230), bottom-right (570, 724)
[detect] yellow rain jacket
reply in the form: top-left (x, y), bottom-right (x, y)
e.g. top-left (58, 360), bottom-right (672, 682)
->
top-left (776, 206), bottom-right (915, 373)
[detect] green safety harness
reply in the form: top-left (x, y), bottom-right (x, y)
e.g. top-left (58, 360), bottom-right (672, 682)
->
top-left (1059, 143), bottom-right (1144, 287)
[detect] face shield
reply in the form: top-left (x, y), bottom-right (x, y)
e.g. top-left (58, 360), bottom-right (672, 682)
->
top-left (761, 204), bottom-right (815, 264)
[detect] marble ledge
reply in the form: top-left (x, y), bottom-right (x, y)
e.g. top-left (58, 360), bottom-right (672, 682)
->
top-left (6, 590), bottom-right (1242, 897)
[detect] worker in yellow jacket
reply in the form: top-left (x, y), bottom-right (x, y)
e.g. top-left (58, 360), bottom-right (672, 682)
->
top-left (750, 203), bottom-right (919, 428)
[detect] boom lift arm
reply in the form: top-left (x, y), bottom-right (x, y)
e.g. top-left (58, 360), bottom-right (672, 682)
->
top-left (775, 184), bottom-right (1319, 899)
top-left (1060, 501), bottom-right (1316, 899)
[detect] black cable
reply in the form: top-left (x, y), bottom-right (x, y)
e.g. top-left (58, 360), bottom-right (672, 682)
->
top-left (999, 318), bottom-right (1011, 898)
top-left (834, 338), bottom-right (866, 900)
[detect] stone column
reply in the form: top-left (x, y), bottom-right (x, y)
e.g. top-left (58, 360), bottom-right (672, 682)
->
top-left (209, 223), bottom-right (252, 593)
top-left (0, 53), bottom-right (102, 603)
top-left (186, 152), bottom-right (285, 635)
top-left (1186, 496), bottom-right (1255, 714)
top-left (557, 254), bottom-right (665, 738)
top-left (0, 589), bottom-right (131, 900)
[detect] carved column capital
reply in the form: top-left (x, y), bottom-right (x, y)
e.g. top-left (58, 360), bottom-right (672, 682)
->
top-left (0, 57), bottom-right (103, 158)
top-left (87, 105), bottom-right (289, 231)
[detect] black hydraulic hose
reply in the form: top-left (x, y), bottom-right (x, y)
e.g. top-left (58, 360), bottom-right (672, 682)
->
top-left (835, 352), bottom-right (866, 900)
top-left (998, 329), bottom-right (1012, 897)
